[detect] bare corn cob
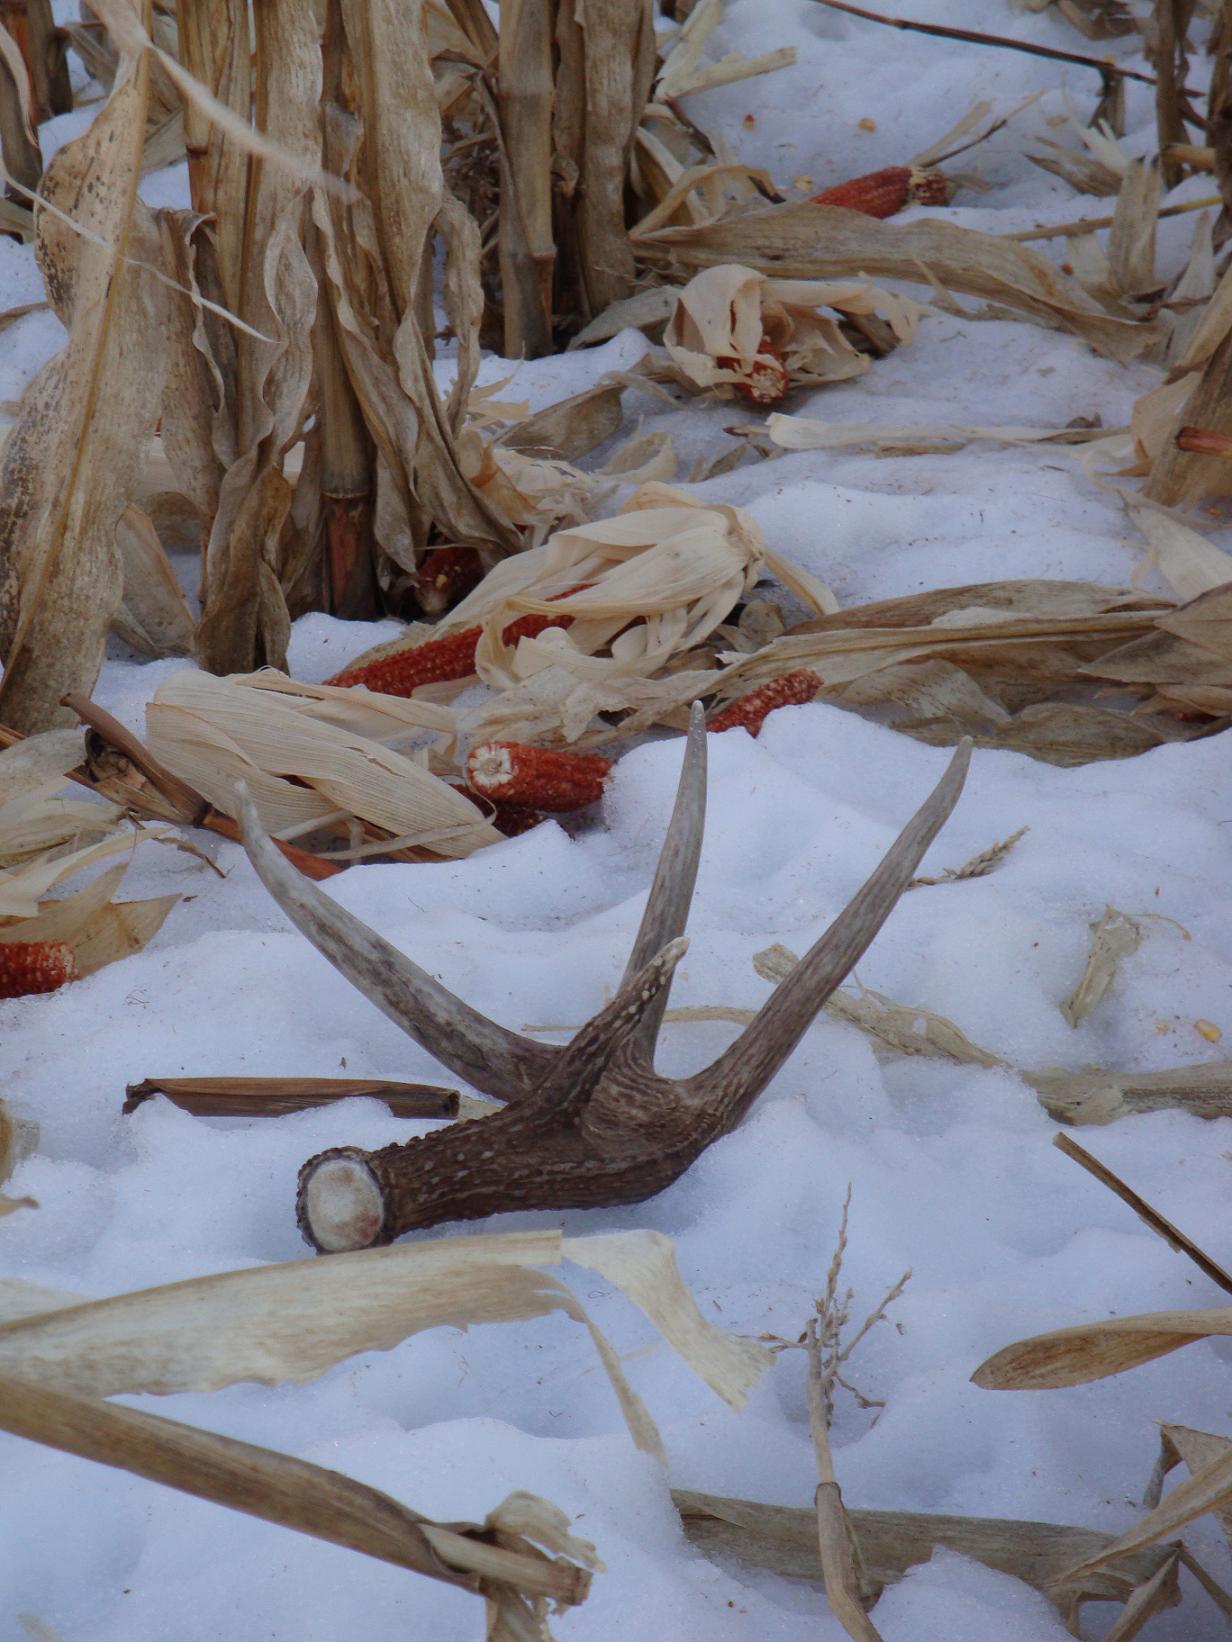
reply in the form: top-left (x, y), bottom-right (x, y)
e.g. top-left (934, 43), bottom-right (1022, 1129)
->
top-left (708, 671), bottom-right (822, 736)
top-left (716, 337), bottom-right (790, 405)
top-left (466, 742), bottom-right (613, 812)
top-left (0, 940), bottom-right (79, 999)
top-left (811, 166), bottom-right (952, 218)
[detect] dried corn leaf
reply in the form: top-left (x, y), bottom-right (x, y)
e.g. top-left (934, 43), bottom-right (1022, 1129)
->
top-left (0, 1228), bottom-right (770, 1461)
top-left (972, 1306), bottom-right (1232, 1391)
top-left (1028, 1062), bottom-right (1232, 1125)
top-left (1084, 584), bottom-right (1232, 718)
top-left (0, 860), bottom-right (177, 978)
top-left (0, 833), bottom-right (143, 921)
top-left (632, 200), bottom-right (1155, 362)
top-left (1147, 1425), bottom-right (1232, 1552)
top-left (711, 581), bottom-right (1206, 765)
top-left (672, 1490), bottom-right (1179, 1615)
top-left (764, 413), bottom-right (1115, 455)
top-left (145, 670), bottom-right (497, 853)
top-left (0, 7), bottom-right (167, 732)
top-left (113, 503), bottom-right (196, 658)
top-left (0, 1373), bottom-right (595, 1634)
top-left (1126, 501), bottom-right (1232, 601)
top-left (1060, 905), bottom-right (1142, 1029)
top-left (1064, 1443), bottom-right (1232, 1582)
top-left (663, 265), bottom-right (916, 401)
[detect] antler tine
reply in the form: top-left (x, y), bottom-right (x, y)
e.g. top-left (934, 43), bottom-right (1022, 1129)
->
top-left (551, 937), bottom-right (689, 1108)
top-left (620, 702), bottom-right (708, 1060)
top-left (689, 741), bottom-right (972, 1122)
top-left (235, 785), bottom-right (557, 1102)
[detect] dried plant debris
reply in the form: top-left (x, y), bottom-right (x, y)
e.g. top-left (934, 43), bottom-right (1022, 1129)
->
top-left (0, 1226), bottom-right (767, 1453)
top-left (329, 482), bottom-right (834, 700)
top-left (1027, 1061), bottom-right (1232, 1126)
top-left (909, 826), bottom-right (1028, 887)
top-left (631, 197), bottom-right (1157, 362)
top-left (661, 265), bottom-right (917, 404)
top-left (1060, 904), bottom-right (1143, 1029)
top-left (715, 580), bottom-right (1227, 768)
top-left (753, 944), bottom-right (1003, 1068)
top-left (0, 850), bottom-right (178, 999)
top-left (0, 4), bottom-right (167, 732)
top-left (672, 1491), bottom-right (1185, 1631)
top-left (144, 669), bottom-right (499, 858)
top-left (123, 1077), bottom-right (461, 1121)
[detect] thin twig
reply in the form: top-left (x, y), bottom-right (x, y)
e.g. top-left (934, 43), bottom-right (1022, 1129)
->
top-left (1053, 1133), bottom-right (1232, 1296)
top-left (808, 0), bottom-right (1196, 91)
top-left (1007, 193), bottom-right (1220, 241)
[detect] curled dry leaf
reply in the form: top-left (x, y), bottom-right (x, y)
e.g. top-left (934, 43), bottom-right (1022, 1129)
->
top-left (663, 265), bottom-right (917, 403)
top-left (0, 1227), bottom-right (770, 1460)
top-left (972, 1306), bottom-right (1232, 1391)
top-left (1060, 904), bottom-right (1142, 1029)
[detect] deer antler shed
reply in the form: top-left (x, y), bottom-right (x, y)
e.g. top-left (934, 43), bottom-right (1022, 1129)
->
top-left (234, 709), bottom-right (971, 1253)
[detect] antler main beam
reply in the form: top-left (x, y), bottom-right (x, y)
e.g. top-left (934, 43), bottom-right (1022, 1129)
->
top-left (235, 724), bottom-right (971, 1252)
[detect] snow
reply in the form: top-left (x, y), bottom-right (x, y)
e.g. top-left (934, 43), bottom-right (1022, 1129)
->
top-left (3, 2), bottom-right (1232, 1638)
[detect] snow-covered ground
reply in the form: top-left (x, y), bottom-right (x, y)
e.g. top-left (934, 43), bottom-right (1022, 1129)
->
top-left (2, 3), bottom-right (1231, 1638)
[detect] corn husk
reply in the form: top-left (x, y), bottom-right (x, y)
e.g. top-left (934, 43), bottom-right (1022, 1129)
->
top-left (336, 484), bottom-right (835, 699)
top-left (632, 199), bottom-right (1156, 363)
top-left (662, 265), bottom-right (916, 400)
top-left (145, 669), bottom-right (497, 853)
top-left (712, 580), bottom-right (1226, 766)
top-left (1059, 905), bottom-right (1142, 1028)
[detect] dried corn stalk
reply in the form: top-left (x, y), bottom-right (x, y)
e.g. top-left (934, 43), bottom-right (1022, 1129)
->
top-left (662, 265), bottom-right (917, 403)
top-left (0, 0), bottom-right (168, 732)
top-left (145, 669), bottom-right (498, 855)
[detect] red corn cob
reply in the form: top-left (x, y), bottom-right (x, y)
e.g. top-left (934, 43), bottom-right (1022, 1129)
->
top-left (326, 609), bottom-right (574, 696)
top-left (415, 547), bottom-right (485, 616)
top-left (0, 940), bottom-right (79, 999)
top-left (716, 337), bottom-right (790, 406)
top-left (810, 166), bottom-right (952, 219)
top-left (466, 742), bottom-right (613, 812)
top-left (708, 671), bottom-right (822, 737)
top-left (327, 586), bottom-right (592, 697)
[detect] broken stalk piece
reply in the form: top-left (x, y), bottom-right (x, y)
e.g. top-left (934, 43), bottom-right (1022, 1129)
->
top-left (233, 707), bottom-right (971, 1252)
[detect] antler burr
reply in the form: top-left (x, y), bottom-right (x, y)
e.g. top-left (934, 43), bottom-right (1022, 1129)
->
top-left (234, 708), bottom-right (971, 1252)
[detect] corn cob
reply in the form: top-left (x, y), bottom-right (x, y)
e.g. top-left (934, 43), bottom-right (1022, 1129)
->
top-left (716, 337), bottom-right (790, 405)
top-left (0, 940), bottom-right (79, 999)
top-left (414, 547), bottom-right (484, 616)
top-left (810, 166), bottom-right (952, 219)
top-left (466, 742), bottom-right (613, 812)
top-left (325, 608), bottom-right (574, 696)
top-left (708, 670), bottom-right (822, 737)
